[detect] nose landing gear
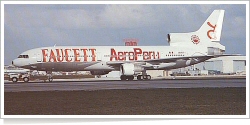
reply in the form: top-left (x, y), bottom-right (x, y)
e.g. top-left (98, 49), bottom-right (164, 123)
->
top-left (46, 71), bottom-right (53, 82)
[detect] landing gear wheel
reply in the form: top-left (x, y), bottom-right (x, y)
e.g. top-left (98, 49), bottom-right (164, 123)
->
top-left (137, 75), bottom-right (143, 80)
top-left (127, 75), bottom-right (134, 81)
top-left (137, 75), bottom-right (151, 80)
top-left (120, 75), bottom-right (134, 81)
top-left (48, 77), bottom-right (53, 82)
top-left (146, 75), bottom-right (151, 80)
top-left (120, 75), bottom-right (127, 81)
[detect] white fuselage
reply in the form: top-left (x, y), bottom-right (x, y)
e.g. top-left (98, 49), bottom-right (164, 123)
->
top-left (12, 45), bottom-right (209, 72)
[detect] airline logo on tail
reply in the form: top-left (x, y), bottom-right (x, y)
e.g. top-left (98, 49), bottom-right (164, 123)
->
top-left (191, 35), bottom-right (200, 44)
top-left (191, 21), bottom-right (219, 44)
top-left (207, 22), bottom-right (217, 40)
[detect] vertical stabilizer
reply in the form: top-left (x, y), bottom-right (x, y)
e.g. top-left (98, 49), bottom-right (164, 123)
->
top-left (167, 10), bottom-right (225, 55)
top-left (167, 10), bottom-right (225, 54)
top-left (197, 10), bottom-right (225, 42)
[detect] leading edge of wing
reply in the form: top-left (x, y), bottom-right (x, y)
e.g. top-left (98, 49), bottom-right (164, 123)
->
top-left (106, 55), bottom-right (211, 65)
top-left (106, 54), bottom-right (242, 65)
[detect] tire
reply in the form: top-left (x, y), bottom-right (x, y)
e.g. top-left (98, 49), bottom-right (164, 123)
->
top-left (142, 75), bottom-right (151, 80)
top-left (120, 75), bottom-right (127, 81)
top-left (146, 75), bottom-right (151, 80)
top-left (137, 75), bottom-right (143, 80)
top-left (128, 75), bottom-right (134, 81)
top-left (48, 77), bottom-right (53, 82)
top-left (12, 77), bottom-right (18, 83)
top-left (23, 77), bottom-right (29, 82)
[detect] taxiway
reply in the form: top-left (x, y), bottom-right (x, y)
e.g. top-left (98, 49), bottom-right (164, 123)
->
top-left (4, 78), bottom-right (246, 92)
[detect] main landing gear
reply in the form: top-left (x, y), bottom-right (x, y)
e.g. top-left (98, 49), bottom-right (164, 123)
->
top-left (137, 70), bottom-right (151, 80)
top-left (120, 70), bottom-right (151, 81)
top-left (120, 75), bottom-right (151, 81)
top-left (120, 75), bottom-right (134, 81)
top-left (137, 75), bottom-right (151, 80)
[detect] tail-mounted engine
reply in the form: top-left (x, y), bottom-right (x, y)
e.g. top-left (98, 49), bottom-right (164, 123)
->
top-left (167, 33), bottom-right (196, 46)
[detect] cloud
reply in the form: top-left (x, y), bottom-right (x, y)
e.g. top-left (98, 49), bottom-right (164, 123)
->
top-left (199, 5), bottom-right (219, 13)
top-left (50, 4), bottom-right (160, 29)
top-left (4, 4), bottom-right (247, 64)
top-left (5, 4), bottom-right (161, 30)
top-left (100, 4), bottom-right (159, 28)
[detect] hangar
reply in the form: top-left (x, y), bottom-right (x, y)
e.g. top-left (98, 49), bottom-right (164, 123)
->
top-left (101, 56), bottom-right (246, 78)
top-left (164, 55), bottom-right (246, 76)
top-left (193, 56), bottom-right (246, 74)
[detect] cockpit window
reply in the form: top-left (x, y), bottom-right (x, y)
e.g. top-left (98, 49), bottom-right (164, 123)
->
top-left (18, 55), bottom-right (29, 58)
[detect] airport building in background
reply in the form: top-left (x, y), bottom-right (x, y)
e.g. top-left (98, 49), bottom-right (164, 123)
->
top-left (102, 56), bottom-right (246, 78)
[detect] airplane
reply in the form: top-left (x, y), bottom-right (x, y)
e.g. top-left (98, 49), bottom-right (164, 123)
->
top-left (12, 10), bottom-right (226, 82)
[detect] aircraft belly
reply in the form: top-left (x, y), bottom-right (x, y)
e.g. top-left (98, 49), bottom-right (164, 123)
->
top-left (32, 62), bottom-right (113, 72)
top-left (29, 62), bottom-right (114, 72)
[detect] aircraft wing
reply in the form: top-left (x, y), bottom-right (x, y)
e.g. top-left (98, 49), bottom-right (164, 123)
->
top-left (142, 54), bottom-right (240, 63)
top-left (106, 54), bottom-right (241, 66)
top-left (106, 56), bottom-right (206, 66)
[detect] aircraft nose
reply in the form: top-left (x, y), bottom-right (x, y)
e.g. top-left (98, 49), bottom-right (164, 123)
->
top-left (12, 59), bottom-right (21, 67)
top-left (12, 60), bottom-right (17, 66)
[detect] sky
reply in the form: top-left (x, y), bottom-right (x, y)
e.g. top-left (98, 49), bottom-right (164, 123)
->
top-left (3, 2), bottom-right (247, 65)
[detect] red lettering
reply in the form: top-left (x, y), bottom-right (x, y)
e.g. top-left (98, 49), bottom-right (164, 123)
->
top-left (118, 52), bottom-right (125, 60)
top-left (65, 49), bottom-right (72, 62)
top-left (110, 48), bottom-right (117, 61)
top-left (56, 49), bottom-right (64, 62)
top-left (49, 49), bottom-right (57, 62)
top-left (80, 49), bottom-right (88, 62)
top-left (123, 51), bottom-right (128, 60)
top-left (128, 52), bottom-right (134, 60)
top-left (73, 49), bottom-right (80, 62)
top-left (143, 52), bottom-right (149, 60)
top-left (133, 48), bottom-right (142, 60)
top-left (110, 48), bottom-right (159, 61)
top-left (89, 48), bottom-right (96, 61)
top-left (149, 51), bottom-right (153, 59)
top-left (42, 49), bottom-right (48, 62)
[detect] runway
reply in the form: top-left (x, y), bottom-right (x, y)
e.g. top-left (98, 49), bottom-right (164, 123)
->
top-left (4, 78), bottom-right (246, 115)
top-left (4, 78), bottom-right (246, 92)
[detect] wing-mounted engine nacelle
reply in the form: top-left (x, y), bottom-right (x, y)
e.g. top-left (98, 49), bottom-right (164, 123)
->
top-left (90, 71), bottom-right (111, 75)
top-left (120, 63), bottom-right (144, 75)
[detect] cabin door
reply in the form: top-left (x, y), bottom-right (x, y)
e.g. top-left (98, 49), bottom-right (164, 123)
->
top-left (36, 53), bottom-right (42, 62)
top-left (97, 52), bottom-right (102, 61)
